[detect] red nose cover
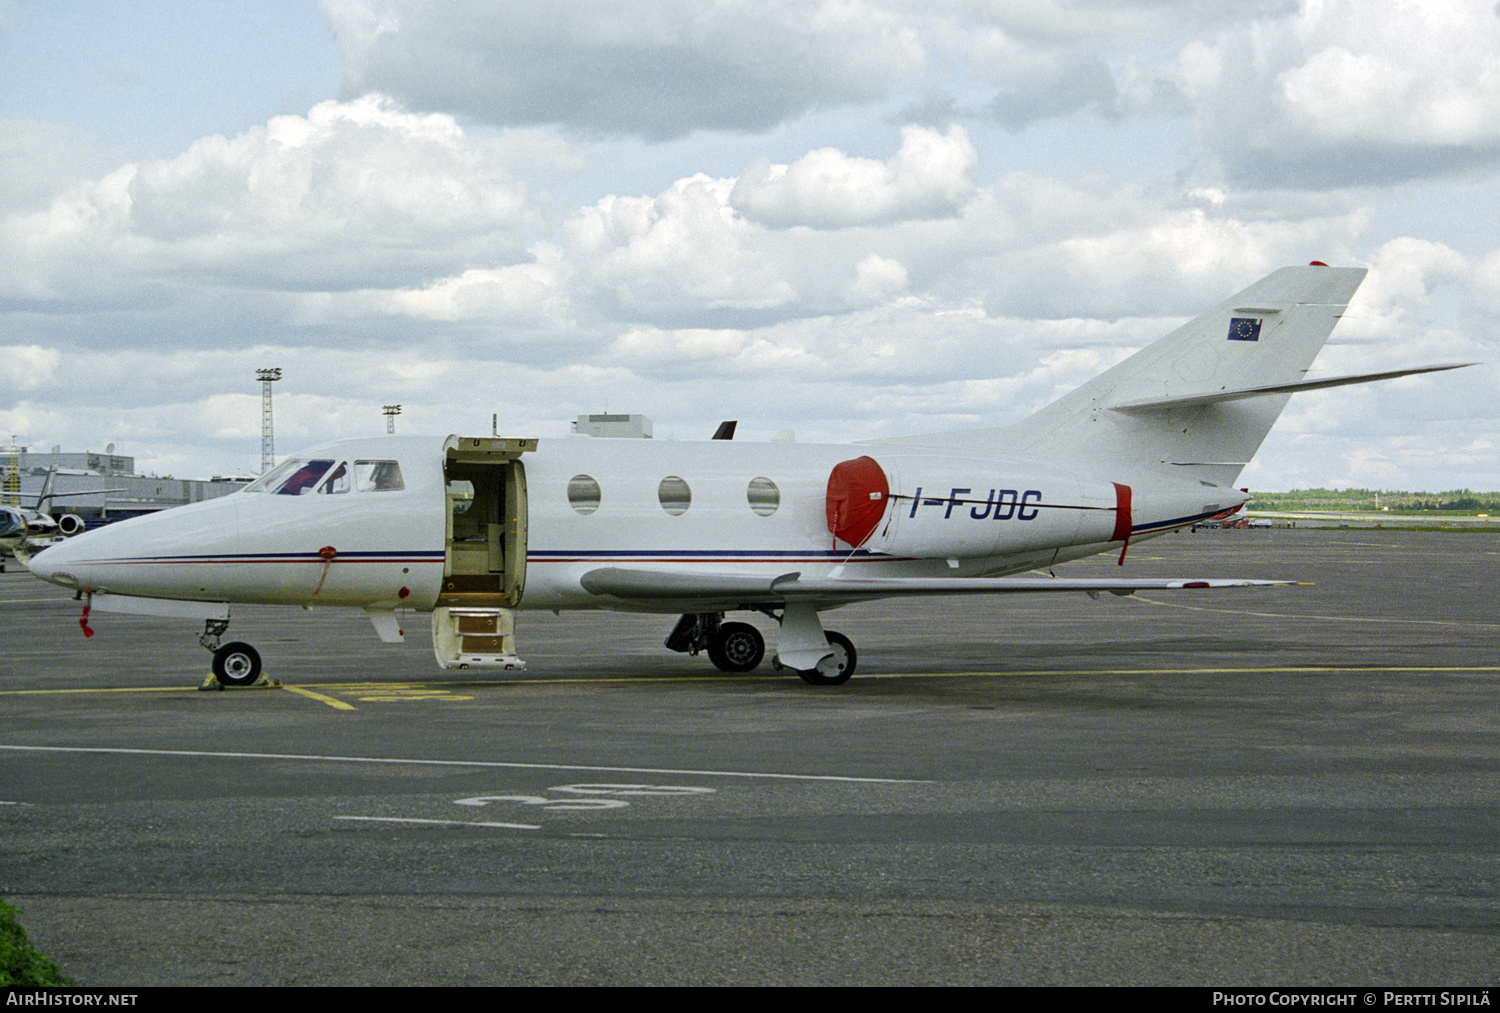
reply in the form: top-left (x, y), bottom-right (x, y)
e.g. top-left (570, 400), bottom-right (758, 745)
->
top-left (826, 456), bottom-right (889, 548)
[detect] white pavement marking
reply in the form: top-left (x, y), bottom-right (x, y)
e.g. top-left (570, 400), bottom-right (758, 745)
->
top-left (334, 815), bottom-right (541, 831)
top-left (0, 744), bottom-right (930, 783)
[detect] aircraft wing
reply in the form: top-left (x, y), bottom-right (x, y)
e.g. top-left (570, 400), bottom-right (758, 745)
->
top-left (578, 566), bottom-right (1298, 611)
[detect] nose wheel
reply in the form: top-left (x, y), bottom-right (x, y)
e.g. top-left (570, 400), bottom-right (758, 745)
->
top-left (212, 642), bottom-right (264, 687)
top-left (200, 619), bottom-right (265, 687)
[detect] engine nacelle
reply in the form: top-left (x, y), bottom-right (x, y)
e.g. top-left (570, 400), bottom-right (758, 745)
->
top-left (56, 513), bottom-right (87, 537)
top-left (828, 455), bottom-right (1129, 559)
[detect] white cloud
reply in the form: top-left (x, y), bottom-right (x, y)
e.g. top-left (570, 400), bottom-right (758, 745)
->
top-left (1275, 1), bottom-right (1500, 146)
top-left (338, 244), bottom-right (577, 325)
top-left (322, 0), bottom-right (924, 139)
top-left (0, 345), bottom-right (61, 393)
top-left (567, 174), bottom-right (799, 315)
top-left (1468, 246), bottom-right (1500, 313)
top-left (0, 96), bottom-right (548, 300)
top-left (0, 119), bottom-right (125, 214)
top-left (730, 125), bottom-right (977, 229)
top-left (848, 253), bottom-right (909, 304)
top-left (1161, 0), bottom-right (1500, 187)
top-left (947, 172), bottom-right (1367, 319)
top-left (1342, 237), bottom-right (1471, 341)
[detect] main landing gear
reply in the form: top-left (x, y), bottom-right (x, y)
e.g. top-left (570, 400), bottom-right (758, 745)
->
top-left (777, 630), bottom-right (856, 686)
top-left (200, 619), bottom-right (264, 687)
top-left (665, 607), bottom-right (858, 685)
top-left (666, 613), bottom-right (766, 673)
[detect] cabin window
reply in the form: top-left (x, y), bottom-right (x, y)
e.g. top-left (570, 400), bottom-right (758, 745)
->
top-left (568, 475), bottom-right (601, 515)
top-left (747, 477), bottom-right (780, 516)
top-left (355, 460), bottom-right (404, 492)
top-left (658, 476), bottom-right (691, 515)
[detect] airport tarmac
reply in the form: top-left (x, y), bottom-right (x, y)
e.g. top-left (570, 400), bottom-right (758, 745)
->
top-left (1, 527), bottom-right (1497, 986)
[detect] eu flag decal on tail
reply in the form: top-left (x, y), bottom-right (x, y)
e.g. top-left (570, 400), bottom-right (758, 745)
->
top-left (1228, 317), bottom-right (1262, 342)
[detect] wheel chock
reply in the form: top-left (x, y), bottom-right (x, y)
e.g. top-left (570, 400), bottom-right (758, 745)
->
top-left (199, 673), bottom-right (281, 690)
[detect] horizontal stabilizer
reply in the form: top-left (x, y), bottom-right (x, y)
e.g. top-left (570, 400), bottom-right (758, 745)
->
top-left (581, 566), bottom-right (1298, 609)
top-left (1111, 362), bottom-right (1476, 411)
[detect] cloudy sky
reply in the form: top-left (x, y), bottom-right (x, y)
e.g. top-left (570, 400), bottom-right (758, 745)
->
top-left (2, 0), bottom-right (1496, 491)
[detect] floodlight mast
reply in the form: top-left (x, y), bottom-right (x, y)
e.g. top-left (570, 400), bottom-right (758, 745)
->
top-left (383, 404), bottom-right (401, 435)
top-left (5, 438), bottom-right (19, 507)
top-left (256, 368), bottom-right (281, 474)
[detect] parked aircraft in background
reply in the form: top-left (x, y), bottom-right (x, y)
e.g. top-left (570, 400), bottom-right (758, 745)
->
top-left (1, 469), bottom-right (122, 569)
top-left (21, 265), bottom-right (1470, 686)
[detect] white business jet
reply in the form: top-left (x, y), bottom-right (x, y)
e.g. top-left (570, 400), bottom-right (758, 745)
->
top-left (21, 265), bottom-right (1468, 686)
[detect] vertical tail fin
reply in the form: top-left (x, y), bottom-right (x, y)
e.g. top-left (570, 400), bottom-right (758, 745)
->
top-left (36, 467), bottom-right (58, 514)
top-left (884, 265), bottom-right (1367, 487)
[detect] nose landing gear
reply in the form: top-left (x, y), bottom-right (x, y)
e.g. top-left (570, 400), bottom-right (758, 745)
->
top-left (211, 642), bottom-right (263, 687)
top-left (199, 619), bottom-right (265, 687)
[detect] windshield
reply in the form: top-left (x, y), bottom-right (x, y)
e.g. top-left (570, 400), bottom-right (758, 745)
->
top-left (243, 458), bottom-right (336, 495)
top-left (244, 457), bottom-right (404, 495)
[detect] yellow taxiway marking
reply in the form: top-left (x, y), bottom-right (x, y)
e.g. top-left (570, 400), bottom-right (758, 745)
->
top-left (3, 665), bottom-right (1498, 704)
top-left (297, 682), bottom-right (476, 709)
top-left (0, 684), bottom-right (193, 695)
top-left (282, 685), bottom-right (357, 711)
top-left (1129, 594), bottom-right (1500, 629)
top-left (354, 693), bottom-right (472, 702)
top-left (281, 683), bottom-right (477, 710)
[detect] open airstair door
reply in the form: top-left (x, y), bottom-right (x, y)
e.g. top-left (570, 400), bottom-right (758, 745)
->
top-left (434, 435), bottom-right (534, 670)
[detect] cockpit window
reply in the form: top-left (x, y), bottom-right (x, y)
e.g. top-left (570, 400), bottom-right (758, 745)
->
top-left (355, 460), bottom-right (404, 492)
top-left (318, 462), bottom-right (350, 494)
top-left (243, 458), bottom-right (296, 494)
top-left (243, 458), bottom-right (336, 495)
top-left (245, 457), bottom-right (404, 495)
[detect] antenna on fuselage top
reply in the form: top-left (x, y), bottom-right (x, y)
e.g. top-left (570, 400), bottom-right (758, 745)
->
top-left (712, 420), bottom-right (737, 440)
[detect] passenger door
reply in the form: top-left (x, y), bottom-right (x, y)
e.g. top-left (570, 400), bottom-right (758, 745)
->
top-left (439, 435), bottom-right (533, 608)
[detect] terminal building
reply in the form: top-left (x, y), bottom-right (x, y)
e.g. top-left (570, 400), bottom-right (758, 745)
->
top-left (2, 446), bottom-right (249, 522)
top-left (571, 413), bottom-right (653, 438)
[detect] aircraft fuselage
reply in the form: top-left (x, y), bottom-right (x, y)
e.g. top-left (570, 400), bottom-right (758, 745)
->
top-left (24, 433), bottom-right (1233, 615)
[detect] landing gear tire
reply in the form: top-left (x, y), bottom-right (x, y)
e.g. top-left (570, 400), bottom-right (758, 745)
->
top-left (797, 631), bottom-right (856, 686)
top-left (213, 642), bottom-right (263, 687)
top-left (707, 622), bottom-right (765, 673)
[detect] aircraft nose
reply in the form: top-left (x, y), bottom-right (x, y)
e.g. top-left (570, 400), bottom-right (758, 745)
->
top-left (21, 534), bottom-right (83, 589)
top-left (0, 509), bottom-right (24, 540)
top-left (22, 494), bottom-right (243, 597)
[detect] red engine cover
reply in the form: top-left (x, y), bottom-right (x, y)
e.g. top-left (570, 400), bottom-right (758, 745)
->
top-left (826, 456), bottom-right (890, 548)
